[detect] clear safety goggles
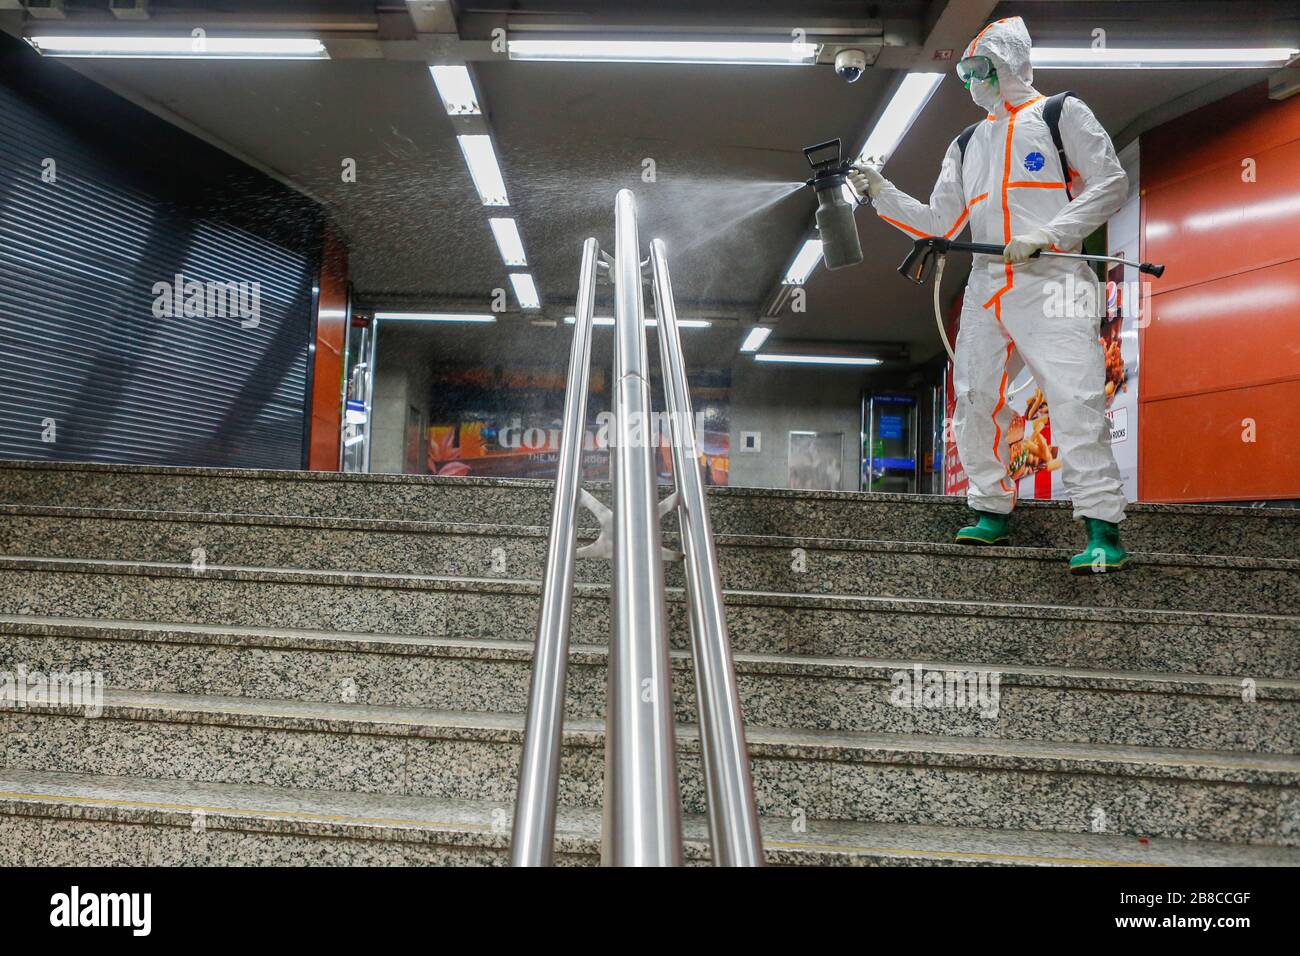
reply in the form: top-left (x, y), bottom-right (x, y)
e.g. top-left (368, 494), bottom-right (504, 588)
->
top-left (955, 55), bottom-right (996, 84)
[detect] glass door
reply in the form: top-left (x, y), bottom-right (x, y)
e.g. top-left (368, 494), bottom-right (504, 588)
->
top-left (861, 393), bottom-right (918, 493)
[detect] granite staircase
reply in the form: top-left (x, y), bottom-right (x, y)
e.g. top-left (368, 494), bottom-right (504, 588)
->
top-left (0, 459), bottom-right (1297, 866)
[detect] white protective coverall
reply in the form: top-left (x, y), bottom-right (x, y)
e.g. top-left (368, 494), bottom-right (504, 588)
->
top-left (871, 17), bottom-right (1129, 523)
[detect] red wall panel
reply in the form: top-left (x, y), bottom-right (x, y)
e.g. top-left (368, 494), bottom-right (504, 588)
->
top-left (1140, 379), bottom-right (1300, 503)
top-left (1140, 82), bottom-right (1300, 502)
top-left (1142, 258), bottom-right (1300, 402)
top-left (308, 227), bottom-right (348, 471)
top-left (1145, 137), bottom-right (1300, 295)
top-left (1141, 83), bottom-right (1300, 190)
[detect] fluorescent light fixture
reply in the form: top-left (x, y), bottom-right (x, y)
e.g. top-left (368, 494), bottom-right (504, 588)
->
top-left (456, 135), bottom-right (510, 206)
top-left (429, 64), bottom-right (481, 114)
top-left (855, 72), bottom-right (944, 167)
top-left (372, 312), bottom-right (496, 323)
top-left (26, 35), bottom-right (329, 59)
top-left (655, 318), bottom-right (712, 329)
top-left (739, 326), bottom-right (773, 352)
top-left (755, 353), bottom-right (882, 367)
top-left (1033, 47), bottom-right (1299, 69)
top-left (783, 239), bottom-right (823, 285)
top-left (509, 273), bottom-right (541, 310)
top-left (564, 316), bottom-right (711, 328)
top-left (507, 36), bottom-right (818, 66)
top-left (488, 218), bottom-right (528, 266)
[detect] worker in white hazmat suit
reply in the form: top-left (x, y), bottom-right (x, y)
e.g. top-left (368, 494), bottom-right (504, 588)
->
top-left (849, 16), bottom-right (1131, 573)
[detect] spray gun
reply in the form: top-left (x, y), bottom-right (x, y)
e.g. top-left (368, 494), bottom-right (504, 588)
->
top-left (803, 139), bottom-right (863, 270)
top-left (897, 236), bottom-right (1166, 362)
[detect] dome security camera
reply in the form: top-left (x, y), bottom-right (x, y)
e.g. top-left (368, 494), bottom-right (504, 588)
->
top-left (835, 48), bottom-right (867, 83)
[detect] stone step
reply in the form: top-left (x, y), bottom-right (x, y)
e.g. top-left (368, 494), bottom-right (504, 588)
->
top-left (4, 689), bottom-right (1298, 846)
top-left (1, 460), bottom-right (1295, 558)
top-left (3, 615), bottom-right (1296, 754)
top-left (1, 558), bottom-right (1296, 678)
top-left (2, 769), bottom-right (1296, 867)
top-left (2, 506), bottom-right (1296, 616)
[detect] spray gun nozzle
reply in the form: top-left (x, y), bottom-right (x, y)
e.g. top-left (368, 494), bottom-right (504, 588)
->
top-left (803, 138), bottom-right (851, 190)
top-left (804, 138), bottom-right (842, 171)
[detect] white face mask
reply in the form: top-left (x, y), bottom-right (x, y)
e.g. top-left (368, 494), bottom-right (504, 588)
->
top-left (969, 75), bottom-right (1001, 111)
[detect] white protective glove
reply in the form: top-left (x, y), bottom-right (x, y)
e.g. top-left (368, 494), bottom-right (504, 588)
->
top-left (847, 164), bottom-right (888, 203)
top-left (1003, 228), bottom-right (1053, 264)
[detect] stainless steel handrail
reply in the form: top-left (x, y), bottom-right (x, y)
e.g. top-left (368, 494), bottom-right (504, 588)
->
top-left (605, 188), bottom-right (682, 866)
top-left (510, 237), bottom-right (600, 867)
top-left (649, 238), bottom-right (765, 866)
top-left (511, 190), bottom-right (761, 867)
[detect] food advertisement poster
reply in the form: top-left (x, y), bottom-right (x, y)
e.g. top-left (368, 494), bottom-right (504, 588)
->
top-left (1102, 138), bottom-right (1141, 501)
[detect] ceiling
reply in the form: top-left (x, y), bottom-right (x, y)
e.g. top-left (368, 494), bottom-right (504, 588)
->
top-left (9, 0), bottom-right (1298, 373)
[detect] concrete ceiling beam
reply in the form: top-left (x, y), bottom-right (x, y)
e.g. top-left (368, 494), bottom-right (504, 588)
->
top-left (875, 0), bottom-right (1000, 70)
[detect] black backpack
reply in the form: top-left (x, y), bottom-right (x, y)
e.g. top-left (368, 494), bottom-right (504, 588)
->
top-left (956, 90), bottom-right (1077, 198)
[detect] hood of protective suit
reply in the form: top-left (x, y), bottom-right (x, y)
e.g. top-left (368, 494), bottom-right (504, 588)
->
top-left (964, 16), bottom-right (1038, 112)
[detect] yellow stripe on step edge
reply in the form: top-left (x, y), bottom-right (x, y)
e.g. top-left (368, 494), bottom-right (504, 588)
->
top-left (0, 790), bottom-right (1167, 866)
top-left (0, 789), bottom-right (494, 833)
top-left (764, 838), bottom-right (1165, 867)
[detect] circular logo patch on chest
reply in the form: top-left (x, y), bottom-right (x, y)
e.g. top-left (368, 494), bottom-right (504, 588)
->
top-left (1023, 151), bottom-right (1046, 171)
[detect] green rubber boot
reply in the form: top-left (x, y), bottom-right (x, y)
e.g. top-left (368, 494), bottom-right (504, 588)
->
top-left (955, 510), bottom-right (1011, 546)
top-left (1069, 518), bottom-right (1130, 574)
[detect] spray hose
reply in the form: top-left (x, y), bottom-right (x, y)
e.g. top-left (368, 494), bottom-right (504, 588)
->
top-left (933, 253), bottom-right (951, 362)
top-left (901, 236), bottom-right (1165, 392)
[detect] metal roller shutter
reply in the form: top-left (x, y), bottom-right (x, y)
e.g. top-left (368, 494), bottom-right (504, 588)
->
top-left (0, 43), bottom-right (318, 469)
